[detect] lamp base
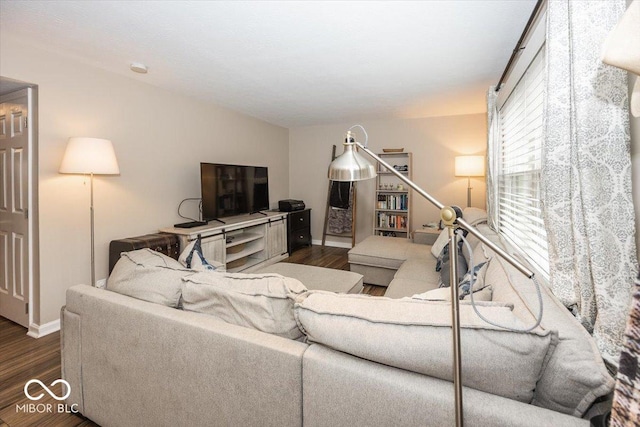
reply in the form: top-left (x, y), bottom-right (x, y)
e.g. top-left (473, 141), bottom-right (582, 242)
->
top-left (441, 206), bottom-right (464, 427)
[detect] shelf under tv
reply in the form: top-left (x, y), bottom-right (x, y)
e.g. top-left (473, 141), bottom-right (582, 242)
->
top-left (226, 232), bottom-right (263, 248)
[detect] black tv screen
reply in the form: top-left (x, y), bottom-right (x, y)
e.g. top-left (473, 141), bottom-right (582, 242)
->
top-left (201, 163), bottom-right (269, 220)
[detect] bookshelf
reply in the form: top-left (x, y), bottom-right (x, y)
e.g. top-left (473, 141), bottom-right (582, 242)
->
top-left (374, 152), bottom-right (412, 238)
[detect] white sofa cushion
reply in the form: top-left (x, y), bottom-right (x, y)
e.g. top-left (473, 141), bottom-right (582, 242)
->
top-left (430, 229), bottom-right (449, 258)
top-left (349, 235), bottom-right (431, 269)
top-left (294, 291), bottom-right (557, 403)
top-left (178, 237), bottom-right (225, 272)
top-left (462, 207), bottom-right (488, 226)
top-left (477, 225), bottom-right (615, 416)
top-left (107, 249), bottom-right (190, 308)
top-left (411, 285), bottom-right (493, 302)
top-left (181, 271), bottom-right (307, 340)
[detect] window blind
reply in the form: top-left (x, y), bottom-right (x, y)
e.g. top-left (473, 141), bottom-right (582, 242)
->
top-left (498, 46), bottom-right (549, 276)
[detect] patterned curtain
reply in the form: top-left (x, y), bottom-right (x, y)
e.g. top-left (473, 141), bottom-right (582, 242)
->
top-left (485, 86), bottom-right (499, 230)
top-left (541, 0), bottom-right (638, 367)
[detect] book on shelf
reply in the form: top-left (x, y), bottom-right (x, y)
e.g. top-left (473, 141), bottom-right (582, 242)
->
top-left (377, 212), bottom-right (407, 230)
top-left (376, 194), bottom-right (408, 210)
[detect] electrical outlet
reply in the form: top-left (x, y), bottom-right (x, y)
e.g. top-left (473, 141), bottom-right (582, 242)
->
top-left (96, 278), bottom-right (107, 289)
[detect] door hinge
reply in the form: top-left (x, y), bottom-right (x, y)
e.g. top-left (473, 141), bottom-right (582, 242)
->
top-left (25, 303), bottom-right (29, 314)
top-left (24, 117), bottom-right (28, 129)
top-left (25, 209), bottom-right (28, 219)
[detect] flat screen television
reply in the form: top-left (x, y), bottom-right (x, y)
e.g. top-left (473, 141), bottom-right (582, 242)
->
top-left (200, 163), bottom-right (269, 221)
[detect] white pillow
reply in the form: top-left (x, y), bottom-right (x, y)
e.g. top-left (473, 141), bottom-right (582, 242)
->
top-left (411, 285), bottom-right (492, 302)
top-left (107, 249), bottom-right (190, 307)
top-left (430, 229), bottom-right (449, 258)
top-left (462, 207), bottom-right (488, 225)
top-left (294, 291), bottom-right (557, 403)
top-left (178, 238), bottom-right (224, 272)
top-left (182, 271), bottom-right (307, 340)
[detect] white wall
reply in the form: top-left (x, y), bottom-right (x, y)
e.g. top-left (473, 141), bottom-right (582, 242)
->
top-left (0, 36), bottom-right (289, 325)
top-left (289, 114), bottom-right (487, 246)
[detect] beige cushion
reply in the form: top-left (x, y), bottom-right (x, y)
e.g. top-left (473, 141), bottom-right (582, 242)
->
top-left (256, 263), bottom-right (363, 294)
top-left (430, 229), bottom-right (449, 258)
top-left (482, 241), bottom-right (615, 416)
top-left (182, 271), bottom-right (307, 340)
top-left (348, 236), bottom-right (414, 269)
top-left (411, 285), bottom-right (493, 302)
top-left (107, 249), bottom-right (190, 308)
top-left (393, 258), bottom-right (439, 283)
top-left (405, 242), bottom-right (435, 260)
top-left (462, 207), bottom-right (488, 225)
top-left (294, 291), bottom-right (557, 403)
top-left (384, 278), bottom-right (439, 299)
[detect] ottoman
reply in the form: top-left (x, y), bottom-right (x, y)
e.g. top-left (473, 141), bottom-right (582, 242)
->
top-left (348, 235), bottom-right (432, 286)
top-left (256, 263), bottom-right (364, 294)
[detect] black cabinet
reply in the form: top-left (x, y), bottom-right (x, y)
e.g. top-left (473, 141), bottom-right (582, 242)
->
top-left (287, 209), bottom-right (311, 254)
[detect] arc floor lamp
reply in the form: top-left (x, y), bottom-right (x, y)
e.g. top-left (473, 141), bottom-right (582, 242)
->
top-left (328, 125), bottom-right (535, 427)
top-left (59, 137), bottom-right (120, 286)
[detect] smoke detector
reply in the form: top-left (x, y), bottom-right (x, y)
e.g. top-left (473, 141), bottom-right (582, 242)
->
top-left (130, 62), bottom-right (148, 74)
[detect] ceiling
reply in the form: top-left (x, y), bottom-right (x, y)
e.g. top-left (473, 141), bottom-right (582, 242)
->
top-left (0, 1), bottom-right (536, 128)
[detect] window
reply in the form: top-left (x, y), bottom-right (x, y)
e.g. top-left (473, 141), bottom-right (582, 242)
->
top-left (496, 46), bottom-right (549, 276)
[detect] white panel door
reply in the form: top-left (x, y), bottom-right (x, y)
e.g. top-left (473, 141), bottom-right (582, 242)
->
top-left (0, 91), bottom-right (29, 327)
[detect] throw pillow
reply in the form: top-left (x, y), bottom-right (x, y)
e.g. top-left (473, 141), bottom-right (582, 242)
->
top-left (458, 261), bottom-right (489, 299)
top-left (294, 291), bottom-right (557, 403)
top-left (411, 261), bottom-right (492, 303)
top-left (178, 236), bottom-right (224, 271)
top-left (411, 284), bottom-right (493, 302)
top-left (107, 249), bottom-right (191, 307)
top-left (430, 229), bottom-right (449, 258)
top-left (461, 207), bottom-right (488, 225)
top-left (181, 271), bottom-right (308, 340)
top-left (437, 242), bottom-right (468, 288)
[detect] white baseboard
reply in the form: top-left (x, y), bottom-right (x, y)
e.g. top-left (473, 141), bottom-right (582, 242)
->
top-left (311, 239), bottom-right (353, 249)
top-left (27, 319), bottom-right (60, 338)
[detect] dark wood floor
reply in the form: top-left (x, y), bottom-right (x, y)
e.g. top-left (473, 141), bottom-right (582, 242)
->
top-left (0, 316), bottom-right (97, 427)
top-left (0, 245), bottom-right (385, 426)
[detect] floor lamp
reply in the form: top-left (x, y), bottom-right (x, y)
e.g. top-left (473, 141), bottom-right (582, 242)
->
top-left (328, 125), bottom-right (534, 427)
top-left (454, 155), bottom-right (485, 208)
top-left (59, 137), bottom-right (120, 286)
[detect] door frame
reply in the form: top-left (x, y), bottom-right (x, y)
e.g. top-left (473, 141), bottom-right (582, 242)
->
top-left (0, 86), bottom-right (39, 334)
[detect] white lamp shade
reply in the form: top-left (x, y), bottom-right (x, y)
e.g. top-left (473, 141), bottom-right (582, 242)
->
top-left (601, 0), bottom-right (640, 117)
top-left (455, 155), bottom-right (485, 177)
top-left (59, 137), bottom-right (120, 175)
top-left (328, 142), bottom-right (377, 182)
top-left (601, 0), bottom-right (640, 75)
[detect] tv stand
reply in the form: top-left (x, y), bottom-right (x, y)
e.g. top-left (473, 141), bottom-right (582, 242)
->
top-left (160, 211), bottom-right (288, 273)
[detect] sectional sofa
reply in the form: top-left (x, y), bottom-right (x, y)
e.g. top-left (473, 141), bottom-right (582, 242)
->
top-left (348, 208), bottom-right (491, 298)
top-left (60, 209), bottom-right (613, 426)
